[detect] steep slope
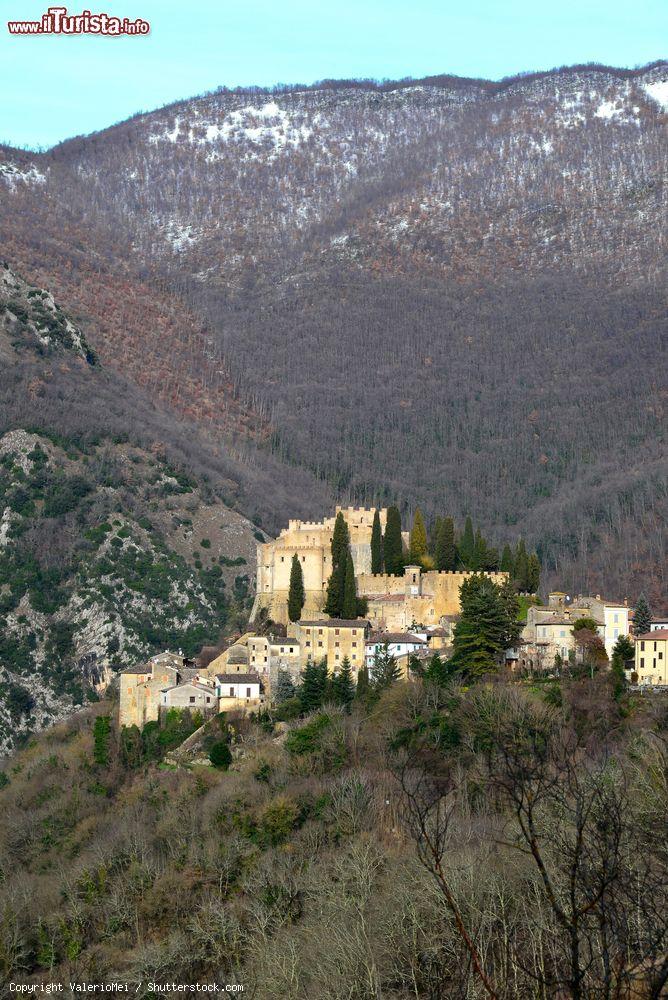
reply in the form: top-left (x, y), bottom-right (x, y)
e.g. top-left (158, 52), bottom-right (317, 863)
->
top-left (0, 62), bottom-right (666, 600)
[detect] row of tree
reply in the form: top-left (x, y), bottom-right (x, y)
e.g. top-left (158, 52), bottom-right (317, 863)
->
top-left (374, 506), bottom-right (540, 591)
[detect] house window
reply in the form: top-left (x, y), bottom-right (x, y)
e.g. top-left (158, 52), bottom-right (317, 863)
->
top-left (352, 642), bottom-right (357, 648)
top-left (306, 641), bottom-right (311, 648)
top-left (335, 653), bottom-right (340, 661)
top-left (246, 687), bottom-right (251, 698)
top-left (318, 641), bottom-right (323, 647)
top-left (318, 629), bottom-right (323, 635)
top-left (640, 658), bottom-right (644, 668)
top-left (641, 641), bottom-right (645, 651)
top-left (206, 697), bottom-right (211, 704)
top-left (229, 687), bottom-right (235, 697)
top-left (301, 556), bottom-right (306, 562)
top-left (335, 641), bottom-right (340, 647)
top-left (335, 628), bottom-right (340, 636)
top-left (189, 696), bottom-right (196, 704)
top-left (280, 647), bottom-right (284, 653)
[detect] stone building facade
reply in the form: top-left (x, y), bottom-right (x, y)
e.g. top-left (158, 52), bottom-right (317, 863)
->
top-left (251, 506), bottom-right (506, 628)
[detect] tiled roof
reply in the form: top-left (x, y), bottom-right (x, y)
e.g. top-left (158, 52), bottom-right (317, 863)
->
top-left (215, 672), bottom-right (262, 684)
top-left (298, 619), bottom-right (368, 628)
top-left (637, 630), bottom-right (668, 640)
top-left (367, 632), bottom-right (426, 645)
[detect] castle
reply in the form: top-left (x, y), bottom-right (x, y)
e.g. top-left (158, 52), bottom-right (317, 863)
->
top-left (251, 505), bottom-right (507, 630)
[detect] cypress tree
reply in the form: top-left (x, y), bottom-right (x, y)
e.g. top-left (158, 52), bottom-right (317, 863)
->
top-left (435, 517), bottom-right (456, 571)
top-left (355, 664), bottom-right (372, 708)
top-left (287, 553), bottom-right (305, 622)
top-left (500, 544), bottom-right (514, 573)
top-left (341, 550), bottom-right (358, 619)
top-left (472, 529), bottom-right (486, 570)
top-left (459, 516), bottom-right (475, 568)
top-left (409, 508), bottom-right (428, 564)
top-left (633, 594), bottom-right (652, 636)
top-left (384, 506), bottom-right (404, 576)
top-left (370, 509), bottom-right (383, 574)
top-left (331, 656), bottom-right (355, 707)
top-left (610, 634), bottom-right (634, 700)
top-left (324, 511), bottom-right (350, 617)
top-left (514, 539), bottom-right (529, 592)
top-left (526, 552), bottom-right (541, 594)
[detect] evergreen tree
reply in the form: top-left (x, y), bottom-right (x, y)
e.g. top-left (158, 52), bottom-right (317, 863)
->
top-left (331, 656), bottom-right (355, 707)
top-left (472, 529), bottom-right (486, 570)
top-left (423, 653), bottom-right (456, 687)
top-left (450, 573), bottom-right (520, 678)
top-left (372, 642), bottom-right (401, 691)
top-left (526, 552), bottom-right (541, 593)
top-left (435, 516), bottom-right (456, 571)
top-left (409, 508), bottom-right (428, 564)
top-left (370, 508), bottom-right (383, 574)
top-left (354, 664), bottom-right (372, 707)
top-left (610, 634), bottom-right (634, 700)
top-left (341, 550), bottom-right (358, 619)
top-left (633, 593), bottom-right (652, 636)
top-left (384, 506), bottom-right (404, 576)
top-left (275, 669), bottom-right (296, 703)
top-left (324, 511), bottom-right (350, 617)
top-left (287, 553), bottom-right (305, 622)
top-left (513, 539), bottom-right (529, 592)
top-left (431, 515), bottom-right (443, 555)
top-left (500, 544), bottom-right (514, 573)
top-left (299, 659), bottom-right (328, 713)
top-left (458, 516), bottom-right (475, 568)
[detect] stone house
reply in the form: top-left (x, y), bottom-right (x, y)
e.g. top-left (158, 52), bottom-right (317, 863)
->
top-left (160, 679), bottom-right (217, 714)
top-left (289, 618), bottom-right (370, 675)
top-left (119, 651), bottom-right (195, 728)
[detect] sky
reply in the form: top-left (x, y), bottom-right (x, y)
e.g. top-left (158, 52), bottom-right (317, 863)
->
top-left (1, 0), bottom-right (666, 149)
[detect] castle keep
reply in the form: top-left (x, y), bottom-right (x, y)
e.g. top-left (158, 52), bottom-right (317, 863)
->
top-left (251, 506), bottom-right (506, 630)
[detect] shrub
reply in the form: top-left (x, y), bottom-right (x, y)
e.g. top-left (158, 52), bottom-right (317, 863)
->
top-left (285, 713), bottom-right (331, 755)
top-left (209, 741), bottom-right (232, 769)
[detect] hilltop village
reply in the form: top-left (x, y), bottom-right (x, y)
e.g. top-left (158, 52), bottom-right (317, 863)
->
top-left (119, 506), bottom-right (665, 734)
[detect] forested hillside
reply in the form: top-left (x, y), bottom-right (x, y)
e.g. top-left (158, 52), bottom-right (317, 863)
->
top-left (0, 62), bottom-right (666, 601)
top-left (1, 671), bottom-right (667, 997)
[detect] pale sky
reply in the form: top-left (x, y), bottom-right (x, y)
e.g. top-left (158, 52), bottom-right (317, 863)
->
top-left (1, 0), bottom-right (666, 149)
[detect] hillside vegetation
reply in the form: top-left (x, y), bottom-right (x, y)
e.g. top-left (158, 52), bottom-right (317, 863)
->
top-left (0, 671), bottom-right (667, 997)
top-left (0, 63), bottom-right (666, 601)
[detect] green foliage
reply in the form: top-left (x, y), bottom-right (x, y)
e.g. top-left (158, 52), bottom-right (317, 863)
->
top-left (370, 508), bottom-right (383, 574)
top-left (450, 573), bottom-right (521, 678)
top-left (513, 539), bottom-right (529, 591)
top-left (324, 512), bottom-right (350, 617)
top-left (92, 715), bottom-right (111, 767)
top-left (274, 668), bottom-right (296, 703)
top-left (435, 516), bottom-right (456, 571)
top-left (383, 506), bottom-right (404, 576)
top-left (341, 550), bottom-right (358, 620)
top-left (458, 516), bottom-right (475, 568)
top-left (330, 657), bottom-right (355, 707)
top-left (209, 741), bottom-right (232, 769)
top-left (285, 713), bottom-right (331, 755)
top-left (372, 643), bottom-right (401, 692)
top-left (611, 634), bottom-right (634, 701)
top-left (299, 659), bottom-right (328, 714)
top-left (287, 553), bottom-right (305, 622)
top-left (633, 594), bottom-right (652, 636)
top-left (409, 508), bottom-right (428, 564)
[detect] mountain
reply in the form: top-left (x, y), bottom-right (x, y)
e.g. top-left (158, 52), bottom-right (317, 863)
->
top-left (0, 265), bottom-right (275, 754)
top-left (0, 62), bottom-right (666, 602)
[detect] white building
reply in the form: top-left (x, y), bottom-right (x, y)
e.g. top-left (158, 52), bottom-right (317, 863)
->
top-left (365, 632), bottom-right (427, 669)
top-left (215, 672), bottom-right (263, 708)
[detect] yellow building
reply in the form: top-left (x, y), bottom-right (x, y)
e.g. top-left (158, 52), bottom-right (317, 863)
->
top-left (288, 618), bottom-right (369, 674)
top-left (635, 630), bottom-right (668, 685)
